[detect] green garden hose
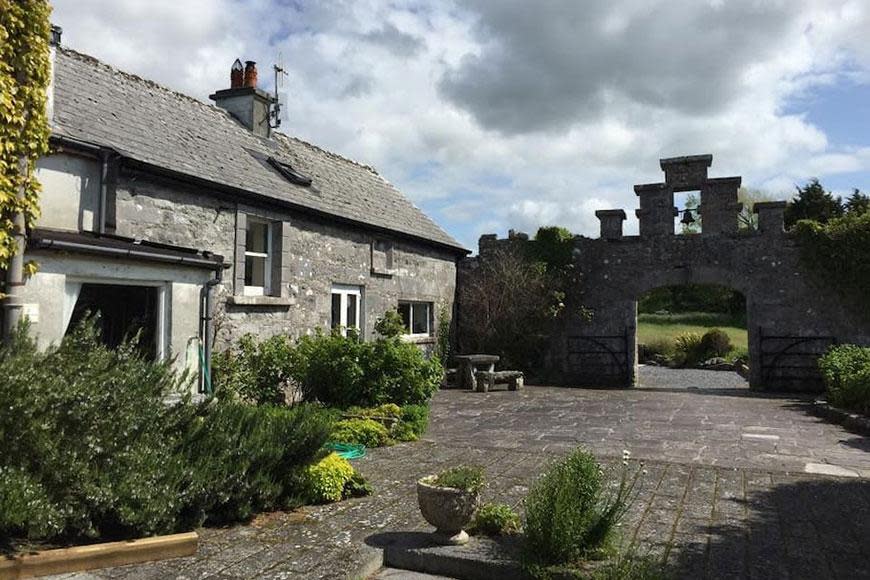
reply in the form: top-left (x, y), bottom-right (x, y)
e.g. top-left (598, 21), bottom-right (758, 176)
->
top-left (327, 442), bottom-right (366, 460)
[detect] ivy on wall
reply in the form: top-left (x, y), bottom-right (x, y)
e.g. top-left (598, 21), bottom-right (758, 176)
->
top-left (794, 212), bottom-right (870, 321)
top-left (0, 1), bottom-right (52, 275)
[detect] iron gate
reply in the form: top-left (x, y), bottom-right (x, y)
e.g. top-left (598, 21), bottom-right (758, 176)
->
top-left (566, 328), bottom-right (631, 387)
top-left (759, 328), bottom-right (835, 391)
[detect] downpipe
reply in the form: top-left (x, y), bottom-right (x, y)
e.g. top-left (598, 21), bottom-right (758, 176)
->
top-left (199, 267), bottom-right (224, 394)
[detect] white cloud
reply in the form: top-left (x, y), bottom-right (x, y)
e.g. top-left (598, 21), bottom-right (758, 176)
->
top-left (49, 0), bottom-right (870, 250)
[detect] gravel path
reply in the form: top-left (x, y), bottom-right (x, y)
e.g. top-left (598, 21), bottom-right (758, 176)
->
top-left (638, 365), bottom-right (749, 391)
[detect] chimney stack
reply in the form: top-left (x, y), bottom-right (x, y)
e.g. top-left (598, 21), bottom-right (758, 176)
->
top-left (210, 58), bottom-right (273, 139)
top-left (230, 59), bottom-right (244, 89)
top-left (243, 61), bottom-right (258, 88)
top-left (50, 24), bottom-right (62, 46)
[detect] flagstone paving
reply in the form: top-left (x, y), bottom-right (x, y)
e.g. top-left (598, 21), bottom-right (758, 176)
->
top-left (56, 368), bottom-right (870, 580)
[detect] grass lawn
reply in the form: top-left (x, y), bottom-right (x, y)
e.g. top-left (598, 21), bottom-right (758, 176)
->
top-left (637, 312), bottom-right (748, 350)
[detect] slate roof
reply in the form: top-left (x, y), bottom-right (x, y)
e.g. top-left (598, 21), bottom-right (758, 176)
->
top-left (50, 48), bottom-right (466, 253)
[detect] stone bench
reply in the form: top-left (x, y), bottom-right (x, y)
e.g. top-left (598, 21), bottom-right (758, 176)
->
top-left (475, 370), bottom-right (524, 393)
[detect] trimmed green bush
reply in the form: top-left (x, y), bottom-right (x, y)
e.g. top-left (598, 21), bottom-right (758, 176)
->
top-left (699, 328), bottom-right (732, 358)
top-left (469, 503), bottom-right (521, 536)
top-left (212, 333), bottom-right (294, 405)
top-left (433, 466), bottom-right (484, 492)
top-left (0, 321), bottom-right (333, 542)
top-left (330, 418), bottom-right (392, 448)
top-left (290, 329), bottom-right (442, 408)
top-left (523, 449), bottom-right (636, 568)
top-left (819, 345), bottom-right (870, 415)
top-left (179, 400), bottom-right (332, 525)
top-left (0, 321), bottom-right (191, 540)
top-left (300, 452), bottom-right (356, 504)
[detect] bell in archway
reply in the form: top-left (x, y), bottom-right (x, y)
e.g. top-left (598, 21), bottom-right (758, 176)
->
top-left (680, 209), bottom-right (696, 226)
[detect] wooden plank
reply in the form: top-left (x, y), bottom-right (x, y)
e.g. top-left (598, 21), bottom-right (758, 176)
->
top-left (0, 531), bottom-right (198, 579)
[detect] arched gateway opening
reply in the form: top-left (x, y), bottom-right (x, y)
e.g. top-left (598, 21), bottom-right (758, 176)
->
top-left (466, 155), bottom-right (869, 392)
top-left (635, 284), bottom-right (748, 387)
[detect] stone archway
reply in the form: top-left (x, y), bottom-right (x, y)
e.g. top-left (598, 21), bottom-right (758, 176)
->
top-left (470, 155), bottom-right (869, 392)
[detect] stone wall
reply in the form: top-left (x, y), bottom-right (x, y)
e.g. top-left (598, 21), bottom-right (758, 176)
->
top-left (461, 156), bottom-right (870, 392)
top-left (114, 173), bottom-right (458, 352)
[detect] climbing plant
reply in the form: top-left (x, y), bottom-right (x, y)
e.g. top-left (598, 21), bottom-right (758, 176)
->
top-left (0, 1), bottom-right (52, 275)
top-left (794, 212), bottom-right (870, 321)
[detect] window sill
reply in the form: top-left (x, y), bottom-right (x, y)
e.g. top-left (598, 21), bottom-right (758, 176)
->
top-left (403, 335), bottom-right (435, 344)
top-left (227, 295), bottom-right (296, 307)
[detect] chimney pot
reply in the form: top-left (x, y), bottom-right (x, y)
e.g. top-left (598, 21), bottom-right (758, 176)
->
top-left (243, 61), bottom-right (258, 88)
top-left (50, 24), bottom-right (62, 46)
top-left (230, 59), bottom-right (244, 89)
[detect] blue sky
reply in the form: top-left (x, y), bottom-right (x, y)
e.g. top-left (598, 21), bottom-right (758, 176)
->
top-left (51, 0), bottom-right (870, 250)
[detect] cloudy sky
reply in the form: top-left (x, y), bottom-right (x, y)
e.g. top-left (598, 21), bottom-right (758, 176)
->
top-left (51, 0), bottom-right (870, 249)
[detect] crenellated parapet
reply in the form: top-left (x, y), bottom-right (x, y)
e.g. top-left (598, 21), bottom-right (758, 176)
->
top-left (754, 201), bottom-right (787, 236)
top-left (598, 154), bottom-right (760, 240)
top-left (594, 209), bottom-right (627, 240)
top-left (634, 182), bottom-right (676, 237)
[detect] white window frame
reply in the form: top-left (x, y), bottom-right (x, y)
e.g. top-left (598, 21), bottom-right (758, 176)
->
top-left (399, 301), bottom-right (432, 338)
top-left (331, 284), bottom-right (362, 337)
top-left (244, 218), bottom-right (272, 296)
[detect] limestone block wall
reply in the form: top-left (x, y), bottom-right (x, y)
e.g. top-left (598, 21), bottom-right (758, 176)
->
top-left (113, 173), bottom-right (458, 351)
top-left (461, 155), bottom-right (870, 392)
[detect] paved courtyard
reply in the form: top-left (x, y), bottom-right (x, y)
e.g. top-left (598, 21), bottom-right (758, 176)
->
top-left (57, 368), bottom-right (870, 580)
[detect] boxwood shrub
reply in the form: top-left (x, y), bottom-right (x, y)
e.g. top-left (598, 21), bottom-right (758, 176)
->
top-left (819, 344), bottom-right (870, 415)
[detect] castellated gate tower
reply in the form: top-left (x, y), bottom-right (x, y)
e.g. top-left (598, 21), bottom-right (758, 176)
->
top-left (465, 155), bottom-right (870, 392)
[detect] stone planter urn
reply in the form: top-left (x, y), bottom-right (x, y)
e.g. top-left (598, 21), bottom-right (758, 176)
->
top-left (416, 476), bottom-right (481, 545)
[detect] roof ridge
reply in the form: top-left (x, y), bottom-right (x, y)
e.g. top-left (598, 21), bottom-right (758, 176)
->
top-left (57, 47), bottom-right (228, 114)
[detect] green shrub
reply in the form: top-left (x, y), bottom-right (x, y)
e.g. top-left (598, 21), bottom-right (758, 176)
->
top-left (360, 337), bottom-right (443, 406)
top-left (300, 452), bottom-right (356, 504)
top-left (795, 212), bottom-right (870, 321)
top-left (0, 321), bottom-right (333, 542)
top-left (343, 472), bottom-right (373, 499)
top-left (469, 502), bottom-right (521, 536)
top-left (290, 328), bottom-right (441, 408)
top-left (346, 403), bottom-right (403, 420)
top-left (670, 332), bottom-right (704, 367)
top-left (433, 466), bottom-right (484, 492)
top-left (819, 345), bottom-right (870, 415)
top-left (0, 321), bottom-right (191, 540)
top-left (637, 338), bottom-right (674, 363)
top-left (727, 346), bottom-right (749, 365)
top-left (178, 400), bottom-right (332, 524)
top-left (699, 328), bottom-right (732, 358)
top-left (330, 418), bottom-right (392, 448)
top-left (523, 449), bottom-right (637, 568)
top-left (212, 333), bottom-right (294, 405)
top-left (289, 330), bottom-right (367, 408)
top-left (374, 309), bottom-right (406, 339)
top-left (392, 404), bottom-right (430, 442)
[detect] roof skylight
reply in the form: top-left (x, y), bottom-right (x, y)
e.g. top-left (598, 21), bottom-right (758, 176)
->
top-left (267, 156), bottom-right (312, 186)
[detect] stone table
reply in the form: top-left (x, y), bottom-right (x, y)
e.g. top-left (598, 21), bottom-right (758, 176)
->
top-left (453, 354), bottom-right (499, 390)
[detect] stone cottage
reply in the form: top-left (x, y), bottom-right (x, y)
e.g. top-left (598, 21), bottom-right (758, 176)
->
top-left (6, 30), bottom-right (466, 390)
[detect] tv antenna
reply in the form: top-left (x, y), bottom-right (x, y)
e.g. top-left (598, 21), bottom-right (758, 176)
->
top-left (270, 53), bottom-right (288, 129)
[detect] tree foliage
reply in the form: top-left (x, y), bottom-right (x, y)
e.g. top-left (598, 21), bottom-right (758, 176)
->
top-left (844, 189), bottom-right (870, 217)
top-left (794, 211), bottom-right (870, 321)
top-left (0, 1), bottom-right (51, 272)
top-left (784, 178), bottom-right (844, 229)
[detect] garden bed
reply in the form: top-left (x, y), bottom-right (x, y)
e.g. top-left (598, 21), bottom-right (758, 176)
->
top-left (0, 532), bottom-right (197, 578)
